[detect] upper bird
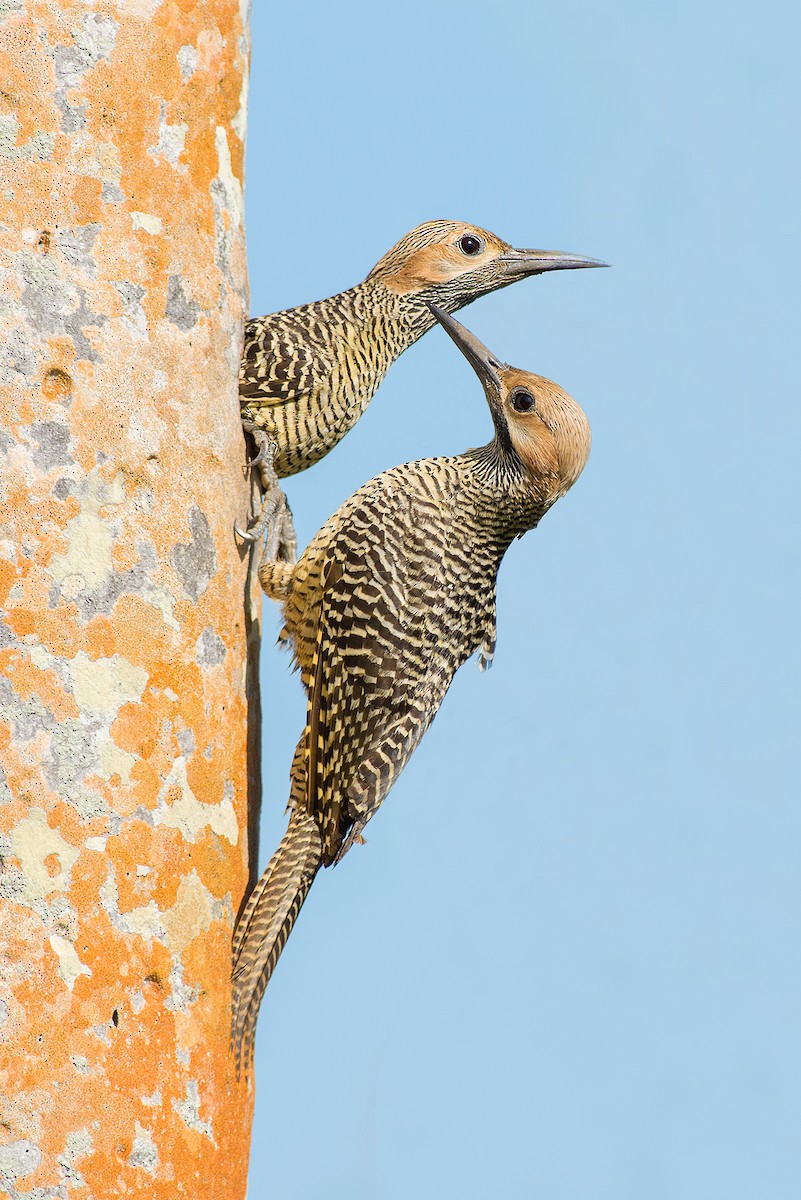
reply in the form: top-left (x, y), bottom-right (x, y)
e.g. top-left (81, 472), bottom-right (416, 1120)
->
top-left (241, 219), bottom-right (603, 478)
top-left (237, 221), bottom-right (603, 551)
top-left (231, 304), bottom-right (592, 1072)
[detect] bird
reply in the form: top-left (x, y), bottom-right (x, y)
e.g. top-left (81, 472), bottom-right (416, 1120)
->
top-left (237, 220), bottom-right (603, 553)
top-left (230, 305), bottom-right (592, 1073)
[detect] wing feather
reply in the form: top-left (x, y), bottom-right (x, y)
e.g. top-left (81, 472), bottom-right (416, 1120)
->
top-left (240, 311), bottom-right (335, 406)
top-left (305, 490), bottom-right (454, 864)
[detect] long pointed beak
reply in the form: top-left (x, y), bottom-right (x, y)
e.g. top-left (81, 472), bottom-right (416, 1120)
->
top-left (498, 248), bottom-right (609, 278)
top-left (428, 303), bottom-right (503, 389)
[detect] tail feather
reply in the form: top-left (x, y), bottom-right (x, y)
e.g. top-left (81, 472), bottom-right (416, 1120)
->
top-left (231, 807), bottom-right (322, 1075)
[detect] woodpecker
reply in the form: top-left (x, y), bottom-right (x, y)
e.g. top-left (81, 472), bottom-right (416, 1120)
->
top-left (237, 220), bottom-right (603, 550)
top-left (230, 306), bottom-right (592, 1072)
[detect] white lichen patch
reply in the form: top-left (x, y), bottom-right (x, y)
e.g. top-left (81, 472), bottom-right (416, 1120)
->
top-left (130, 210), bottom-right (162, 235)
top-left (141, 589), bottom-right (180, 635)
top-left (73, 11), bottom-right (119, 61)
top-left (99, 733), bottom-right (137, 783)
top-left (20, 693), bottom-right (109, 820)
top-left (165, 963), bottom-right (200, 1015)
top-left (65, 1129), bottom-right (93, 1158)
top-left (177, 44), bottom-right (197, 80)
top-left (100, 865), bottom-right (222, 956)
top-left (74, 140), bottom-right (123, 193)
top-left (111, 0), bottom-right (161, 17)
top-left (148, 101), bottom-right (188, 168)
top-left (49, 933), bottom-right (91, 990)
top-left (0, 114), bottom-right (55, 162)
top-left (161, 871), bottom-right (217, 956)
top-left (26, 646), bottom-right (54, 671)
top-left (112, 281), bottom-right (149, 341)
top-left (129, 1122), bottom-right (158, 1174)
top-left (49, 470), bottom-right (125, 592)
top-left (122, 902), bottom-right (164, 940)
top-left (231, 69), bottom-right (248, 144)
top-left (0, 1140), bottom-right (42, 1185)
top-left (10, 808), bottom-right (81, 903)
top-left (58, 1127), bottom-right (93, 1187)
top-left (67, 652), bottom-right (148, 715)
top-left (58, 1157), bottom-right (86, 1188)
top-left (100, 868), bottom-right (165, 941)
top-left (172, 1079), bottom-right (214, 1142)
top-left (59, 572), bottom-right (89, 601)
top-left (152, 758), bottom-right (238, 845)
top-left (213, 126), bottom-right (244, 226)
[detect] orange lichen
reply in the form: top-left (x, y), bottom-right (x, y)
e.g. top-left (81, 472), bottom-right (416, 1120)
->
top-left (42, 367), bottom-right (74, 399)
top-left (2, 652), bottom-right (81, 722)
top-left (1, 1), bottom-right (257, 1194)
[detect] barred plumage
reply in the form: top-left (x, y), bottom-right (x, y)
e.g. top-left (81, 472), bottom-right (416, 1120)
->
top-left (231, 308), bottom-right (592, 1073)
top-left (237, 222), bottom-right (603, 554)
top-left (230, 806), bottom-right (320, 1069)
top-left (240, 221), bottom-right (601, 477)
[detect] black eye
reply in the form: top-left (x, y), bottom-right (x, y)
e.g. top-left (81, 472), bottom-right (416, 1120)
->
top-left (511, 390), bottom-right (535, 414)
top-left (457, 234), bottom-right (483, 256)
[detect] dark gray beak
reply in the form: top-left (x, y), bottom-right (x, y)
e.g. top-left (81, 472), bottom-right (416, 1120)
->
top-left (498, 248), bottom-right (609, 278)
top-left (428, 304), bottom-right (503, 389)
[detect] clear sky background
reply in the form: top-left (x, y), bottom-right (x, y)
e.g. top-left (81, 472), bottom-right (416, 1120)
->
top-left (244, 2), bottom-right (800, 1196)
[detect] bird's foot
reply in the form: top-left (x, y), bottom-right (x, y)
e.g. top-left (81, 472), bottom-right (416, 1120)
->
top-left (236, 423), bottom-right (298, 564)
top-left (240, 421), bottom-right (282, 494)
top-left (235, 485), bottom-right (296, 558)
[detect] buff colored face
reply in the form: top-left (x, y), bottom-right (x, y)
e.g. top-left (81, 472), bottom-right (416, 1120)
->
top-left (425, 302), bottom-right (592, 501)
top-left (499, 369), bottom-right (592, 499)
top-left (372, 222), bottom-right (511, 294)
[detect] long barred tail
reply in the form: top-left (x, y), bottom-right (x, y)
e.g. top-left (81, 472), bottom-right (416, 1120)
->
top-left (231, 807), bottom-right (322, 1075)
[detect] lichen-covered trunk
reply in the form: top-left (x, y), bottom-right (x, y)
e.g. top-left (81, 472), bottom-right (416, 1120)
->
top-left (0, 2), bottom-right (257, 1196)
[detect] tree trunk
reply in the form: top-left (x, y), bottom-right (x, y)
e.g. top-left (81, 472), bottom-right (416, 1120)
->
top-left (0, 2), bottom-right (257, 1195)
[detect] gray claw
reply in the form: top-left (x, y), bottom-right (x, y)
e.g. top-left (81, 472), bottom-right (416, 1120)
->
top-left (234, 522), bottom-right (259, 544)
top-left (243, 445), bottom-right (267, 474)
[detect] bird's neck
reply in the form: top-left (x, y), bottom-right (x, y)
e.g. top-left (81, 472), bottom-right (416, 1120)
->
top-left (350, 280), bottom-right (447, 353)
top-left (463, 440), bottom-right (550, 539)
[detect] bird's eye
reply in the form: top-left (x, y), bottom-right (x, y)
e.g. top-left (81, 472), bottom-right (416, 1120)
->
top-left (511, 390), bottom-right (536, 414)
top-left (457, 234), bottom-right (484, 256)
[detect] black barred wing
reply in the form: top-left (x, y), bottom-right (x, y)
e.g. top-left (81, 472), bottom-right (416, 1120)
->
top-left (239, 307), bottom-right (335, 406)
top-left (305, 484), bottom-right (465, 866)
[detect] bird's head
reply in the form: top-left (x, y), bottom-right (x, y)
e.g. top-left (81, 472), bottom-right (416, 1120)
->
top-left (367, 220), bottom-right (605, 313)
top-left (429, 304), bottom-right (591, 505)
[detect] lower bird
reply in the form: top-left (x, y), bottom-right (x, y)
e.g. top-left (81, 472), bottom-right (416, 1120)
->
top-left (231, 306), bottom-right (592, 1072)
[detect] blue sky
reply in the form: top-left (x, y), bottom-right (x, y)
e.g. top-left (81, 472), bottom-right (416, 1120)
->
top-left (244, 2), bottom-right (800, 1196)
